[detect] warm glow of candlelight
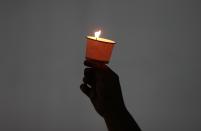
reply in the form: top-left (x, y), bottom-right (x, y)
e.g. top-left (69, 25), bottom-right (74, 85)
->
top-left (87, 30), bottom-right (115, 44)
top-left (94, 30), bottom-right (101, 38)
top-left (86, 30), bottom-right (116, 63)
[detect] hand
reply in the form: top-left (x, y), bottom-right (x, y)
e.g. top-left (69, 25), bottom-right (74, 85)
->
top-left (80, 60), bottom-right (141, 131)
top-left (80, 60), bottom-right (126, 117)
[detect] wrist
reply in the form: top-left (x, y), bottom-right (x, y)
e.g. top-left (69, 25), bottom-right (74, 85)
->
top-left (103, 105), bottom-right (128, 120)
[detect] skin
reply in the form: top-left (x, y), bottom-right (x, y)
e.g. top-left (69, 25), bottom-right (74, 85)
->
top-left (80, 60), bottom-right (141, 131)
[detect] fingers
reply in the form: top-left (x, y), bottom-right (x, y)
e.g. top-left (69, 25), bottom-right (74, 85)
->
top-left (84, 60), bottom-right (107, 69)
top-left (80, 84), bottom-right (95, 98)
top-left (84, 68), bottom-right (95, 85)
top-left (84, 60), bottom-right (96, 67)
top-left (80, 84), bottom-right (91, 97)
top-left (84, 68), bottom-right (95, 77)
top-left (83, 77), bottom-right (94, 87)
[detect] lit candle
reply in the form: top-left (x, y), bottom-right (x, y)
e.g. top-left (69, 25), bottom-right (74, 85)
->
top-left (86, 30), bottom-right (116, 64)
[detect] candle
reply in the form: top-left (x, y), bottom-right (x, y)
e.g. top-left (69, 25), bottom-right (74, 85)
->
top-left (86, 30), bottom-right (116, 64)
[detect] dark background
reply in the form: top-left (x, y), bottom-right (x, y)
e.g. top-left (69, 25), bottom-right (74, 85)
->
top-left (1, 0), bottom-right (201, 131)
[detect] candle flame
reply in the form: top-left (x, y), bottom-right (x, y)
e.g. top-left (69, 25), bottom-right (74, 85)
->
top-left (94, 30), bottom-right (101, 38)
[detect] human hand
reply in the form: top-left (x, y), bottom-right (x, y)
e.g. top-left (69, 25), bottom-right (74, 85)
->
top-left (80, 60), bottom-right (126, 118)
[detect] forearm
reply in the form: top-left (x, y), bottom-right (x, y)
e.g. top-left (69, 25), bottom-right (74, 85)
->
top-left (104, 107), bottom-right (141, 131)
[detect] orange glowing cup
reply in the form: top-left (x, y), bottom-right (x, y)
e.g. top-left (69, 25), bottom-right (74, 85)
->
top-left (86, 30), bottom-right (116, 64)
